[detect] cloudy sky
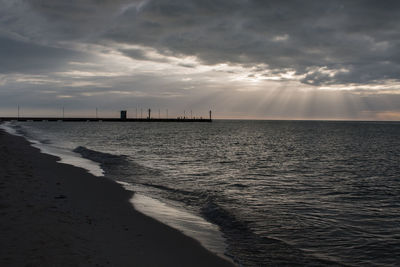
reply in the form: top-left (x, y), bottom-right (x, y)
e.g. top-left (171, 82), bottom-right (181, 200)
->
top-left (1, 0), bottom-right (400, 120)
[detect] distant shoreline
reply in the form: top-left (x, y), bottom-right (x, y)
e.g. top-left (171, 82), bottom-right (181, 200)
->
top-left (0, 129), bottom-right (233, 266)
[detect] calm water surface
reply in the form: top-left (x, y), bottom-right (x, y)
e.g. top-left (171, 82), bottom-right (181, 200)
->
top-left (10, 120), bottom-right (400, 266)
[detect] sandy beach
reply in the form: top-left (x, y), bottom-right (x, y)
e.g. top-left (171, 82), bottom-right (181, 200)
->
top-left (0, 129), bottom-right (234, 267)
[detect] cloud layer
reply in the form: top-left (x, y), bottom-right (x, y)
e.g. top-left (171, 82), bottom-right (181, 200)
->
top-left (17, 0), bottom-right (400, 85)
top-left (1, 0), bottom-right (400, 119)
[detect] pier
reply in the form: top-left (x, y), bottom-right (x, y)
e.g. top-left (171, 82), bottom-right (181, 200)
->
top-left (0, 110), bottom-right (212, 122)
top-left (0, 117), bottom-right (212, 122)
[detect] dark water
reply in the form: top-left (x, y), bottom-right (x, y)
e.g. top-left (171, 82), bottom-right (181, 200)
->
top-left (9, 120), bottom-right (400, 266)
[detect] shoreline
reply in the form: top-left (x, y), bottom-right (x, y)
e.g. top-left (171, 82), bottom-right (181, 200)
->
top-left (0, 129), bottom-right (234, 266)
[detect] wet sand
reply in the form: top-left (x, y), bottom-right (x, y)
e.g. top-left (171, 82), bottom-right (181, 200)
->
top-left (0, 129), bottom-right (234, 266)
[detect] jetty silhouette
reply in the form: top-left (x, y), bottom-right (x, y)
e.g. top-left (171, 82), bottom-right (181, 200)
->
top-left (0, 109), bottom-right (212, 122)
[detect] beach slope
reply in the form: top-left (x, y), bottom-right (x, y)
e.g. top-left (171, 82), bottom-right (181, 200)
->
top-left (0, 130), bottom-right (234, 267)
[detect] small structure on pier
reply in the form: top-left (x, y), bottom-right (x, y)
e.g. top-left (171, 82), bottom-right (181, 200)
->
top-left (120, 110), bottom-right (127, 120)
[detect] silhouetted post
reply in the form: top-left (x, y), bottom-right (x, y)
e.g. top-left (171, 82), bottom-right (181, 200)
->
top-left (148, 108), bottom-right (151, 119)
top-left (209, 110), bottom-right (212, 121)
top-left (184, 110), bottom-right (186, 119)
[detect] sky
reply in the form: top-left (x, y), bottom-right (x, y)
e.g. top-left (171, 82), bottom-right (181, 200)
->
top-left (1, 0), bottom-right (400, 120)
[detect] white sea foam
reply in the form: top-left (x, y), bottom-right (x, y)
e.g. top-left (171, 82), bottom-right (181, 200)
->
top-left (117, 181), bottom-right (228, 261)
top-left (0, 122), bottom-right (104, 177)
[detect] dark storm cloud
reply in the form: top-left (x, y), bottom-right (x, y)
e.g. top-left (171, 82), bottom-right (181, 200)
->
top-left (25, 0), bottom-right (134, 39)
top-left (4, 0), bottom-right (400, 86)
top-left (119, 48), bottom-right (149, 61)
top-left (119, 48), bottom-right (171, 63)
top-left (0, 36), bottom-right (86, 74)
top-left (103, 0), bottom-right (400, 85)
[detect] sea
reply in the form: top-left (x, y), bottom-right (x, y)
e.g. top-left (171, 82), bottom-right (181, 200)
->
top-left (2, 120), bottom-right (400, 266)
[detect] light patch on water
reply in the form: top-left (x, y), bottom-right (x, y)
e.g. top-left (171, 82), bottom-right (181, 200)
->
top-left (117, 181), bottom-right (229, 261)
top-left (0, 122), bottom-right (104, 177)
top-left (0, 122), bottom-right (19, 135)
top-left (32, 142), bottom-right (104, 177)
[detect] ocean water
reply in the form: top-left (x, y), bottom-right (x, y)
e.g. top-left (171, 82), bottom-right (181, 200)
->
top-left (4, 120), bottom-right (400, 266)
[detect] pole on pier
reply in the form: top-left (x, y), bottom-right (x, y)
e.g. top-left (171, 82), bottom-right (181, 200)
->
top-left (209, 110), bottom-right (212, 121)
top-left (148, 108), bottom-right (151, 119)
